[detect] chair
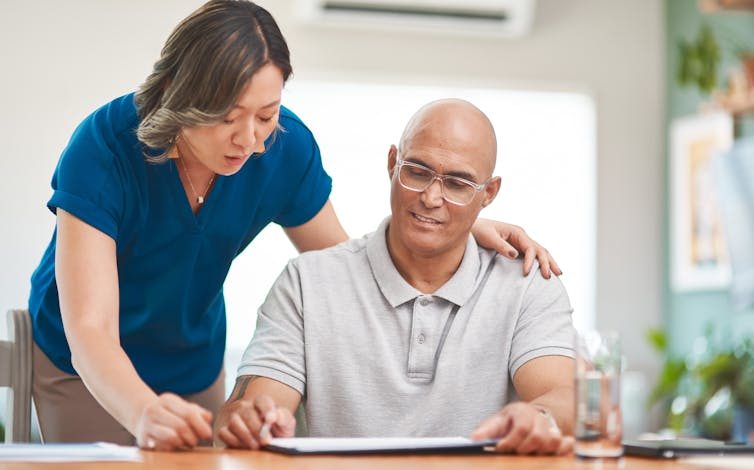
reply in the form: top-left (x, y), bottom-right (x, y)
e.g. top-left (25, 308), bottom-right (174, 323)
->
top-left (0, 309), bottom-right (32, 443)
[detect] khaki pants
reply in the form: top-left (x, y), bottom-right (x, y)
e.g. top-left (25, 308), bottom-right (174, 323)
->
top-left (32, 342), bottom-right (225, 445)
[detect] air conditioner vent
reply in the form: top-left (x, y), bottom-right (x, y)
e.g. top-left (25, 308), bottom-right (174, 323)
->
top-left (322, 2), bottom-right (508, 22)
top-left (299, 0), bottom-right (536, 37)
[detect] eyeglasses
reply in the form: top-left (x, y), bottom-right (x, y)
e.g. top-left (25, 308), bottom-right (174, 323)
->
top-left (395, 158), bottom-right (491, 206)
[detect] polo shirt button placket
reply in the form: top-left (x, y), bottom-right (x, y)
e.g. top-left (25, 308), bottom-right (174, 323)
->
top-left (417, 333), bottom-right (426, 344)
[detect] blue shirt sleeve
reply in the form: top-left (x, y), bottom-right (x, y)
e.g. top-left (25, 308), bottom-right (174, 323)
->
top-left (273, 116), bottom-right (332, 228)
top-left (47, 107), bottom-right (129, 241)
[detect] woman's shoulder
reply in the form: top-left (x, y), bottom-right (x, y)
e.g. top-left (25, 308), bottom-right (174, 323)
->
top-left (277, 105), bottom-right (315, 141)
top-left (82, 93), bottom-right (140, 141)
top-left (50, 93), bottom-right (146, 239)
top-left (65, 93), bottom-right (142, 164)
top-left (56, 93), bottom-right (145, 192)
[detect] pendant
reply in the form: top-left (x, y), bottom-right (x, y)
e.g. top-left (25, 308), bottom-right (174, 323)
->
top-left (197, 196), bottom-right (204, 204)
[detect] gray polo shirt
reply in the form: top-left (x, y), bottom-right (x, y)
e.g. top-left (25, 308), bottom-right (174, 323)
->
top-left (238, 217), bottom-right (575, 437)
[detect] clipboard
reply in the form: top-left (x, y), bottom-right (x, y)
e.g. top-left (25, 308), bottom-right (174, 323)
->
top-left (264, 437), bottom-right (499, 455)
top-left (623, 439), bottom-right (754, 458)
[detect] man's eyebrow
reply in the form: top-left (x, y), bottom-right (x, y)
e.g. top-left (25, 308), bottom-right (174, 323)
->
top-left (405, 157), bottom-right (477, 181)
top-left (446, 170), bottom-right (477, 181)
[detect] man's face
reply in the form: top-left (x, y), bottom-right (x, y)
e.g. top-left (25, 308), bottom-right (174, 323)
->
top-left (387, 106), bottom-right (500, 258)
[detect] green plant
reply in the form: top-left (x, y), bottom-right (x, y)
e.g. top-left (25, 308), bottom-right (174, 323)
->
top-left (647, 328), bottom-right (754, 440)
top-left (677, 24), bottom-right (722, 94)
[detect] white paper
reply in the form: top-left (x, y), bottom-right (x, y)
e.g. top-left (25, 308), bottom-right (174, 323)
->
top-left (682, 456), bottom-right (754, 470)
top-left (268, 437), bottom-right (496, 453)
top-left (0, 442), bottom-right (141, 462)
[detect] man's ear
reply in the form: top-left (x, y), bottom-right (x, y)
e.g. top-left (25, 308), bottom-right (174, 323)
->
top-left (387, 144), bottom-right (398, 179)
top-left (481, 176), bottom-right (501, 208)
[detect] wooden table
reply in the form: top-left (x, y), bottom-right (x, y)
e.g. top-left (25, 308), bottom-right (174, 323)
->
top-left (0, 448), bottom-right (728, 469)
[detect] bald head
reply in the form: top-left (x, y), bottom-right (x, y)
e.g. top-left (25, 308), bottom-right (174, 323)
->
top-left (399, 99), bottom-right (497, 177)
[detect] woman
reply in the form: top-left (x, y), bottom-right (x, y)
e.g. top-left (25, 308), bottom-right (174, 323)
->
top-left (28, 0), bottom-right (560, 451)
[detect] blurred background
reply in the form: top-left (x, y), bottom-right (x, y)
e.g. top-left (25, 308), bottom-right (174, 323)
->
top-left (0, 0), bottom-right (753, 442)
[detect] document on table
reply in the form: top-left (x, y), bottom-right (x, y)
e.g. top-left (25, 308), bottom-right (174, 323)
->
top-left (265, 437), bottom-right (499, 455)
top-left (0, 443), bottom-right (141, 462)
top-left (682, 456), bottom-right (754, 470)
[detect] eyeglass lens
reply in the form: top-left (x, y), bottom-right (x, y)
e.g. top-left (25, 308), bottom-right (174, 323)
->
top-left (398, 163), bottom-right (476, 205)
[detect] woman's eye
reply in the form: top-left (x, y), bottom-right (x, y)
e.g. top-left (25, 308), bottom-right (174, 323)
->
top-left (223, 118), bottom-right (235, 125)
top-left (259, 116), bottom-right (274, 123)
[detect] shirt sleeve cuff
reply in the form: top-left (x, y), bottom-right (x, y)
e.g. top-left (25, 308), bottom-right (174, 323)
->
top-left (236, 365), bottom-right (306, 396)
top-left (509, 346), bottom-right (575, 378)
top-left (48, 190), bottom-right (118, 240)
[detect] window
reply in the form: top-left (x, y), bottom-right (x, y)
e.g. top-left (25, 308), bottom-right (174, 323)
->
top-left (223, 80), bottom-right (596, 382)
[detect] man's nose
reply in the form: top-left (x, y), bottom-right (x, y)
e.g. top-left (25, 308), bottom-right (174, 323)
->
top-left (420, 178), bottom-right (445, 208)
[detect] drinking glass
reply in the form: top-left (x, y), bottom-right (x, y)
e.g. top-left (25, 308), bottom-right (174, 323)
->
top-left (574, 330), bottom-right (623, 458)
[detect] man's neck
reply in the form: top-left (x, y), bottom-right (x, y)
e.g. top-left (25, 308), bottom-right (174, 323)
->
top-left (386, 226), bottom-right (467, 294)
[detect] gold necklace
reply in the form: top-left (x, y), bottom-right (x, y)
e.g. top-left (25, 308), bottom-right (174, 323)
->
top-left (178, 155), bottom-right (215, 205)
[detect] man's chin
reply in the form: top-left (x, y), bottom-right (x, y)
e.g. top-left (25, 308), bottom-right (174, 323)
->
top-left (402, 234), bottom-right (448, 257)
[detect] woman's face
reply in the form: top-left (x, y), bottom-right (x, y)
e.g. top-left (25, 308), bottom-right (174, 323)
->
top-left (179, 63), bottom-right (284, 176)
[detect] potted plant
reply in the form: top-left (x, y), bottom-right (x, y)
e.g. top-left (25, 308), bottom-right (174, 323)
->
top-left (677, 24), bottom-right (722, 94)
top-left (648, 328), bottom-right (754, 442)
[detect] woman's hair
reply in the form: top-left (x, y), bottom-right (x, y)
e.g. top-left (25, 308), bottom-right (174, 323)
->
top-left (135, 0), bottom-right (291, 161)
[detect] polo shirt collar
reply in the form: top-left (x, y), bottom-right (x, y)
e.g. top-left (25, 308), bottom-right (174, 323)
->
top-left (366, 217), bottom-right (482, 308)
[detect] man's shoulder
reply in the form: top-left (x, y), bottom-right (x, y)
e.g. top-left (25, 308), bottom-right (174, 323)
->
top-left (476, 245), bottom-right (530, 279)
top-left (291, 235), bottom-right (370, 270)
top-left (477, 245), bottom-right (565, 293)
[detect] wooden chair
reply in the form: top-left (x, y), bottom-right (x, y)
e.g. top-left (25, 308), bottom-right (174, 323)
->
top-left (0, 309), bottom-right (32, 442)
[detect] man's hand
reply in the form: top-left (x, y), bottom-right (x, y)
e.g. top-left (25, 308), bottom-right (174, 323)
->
top-left (470, 219), bottom-right (562, 279)
top-left (134, 393), bottom-right (213, 451)
top-left (214, 394), bottom-right (296, 449)
top-left (471, 402), bottom-right (573, 455)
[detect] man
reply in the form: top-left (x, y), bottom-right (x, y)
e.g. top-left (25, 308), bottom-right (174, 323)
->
top-left (214, 99), bottom-right (576, 455)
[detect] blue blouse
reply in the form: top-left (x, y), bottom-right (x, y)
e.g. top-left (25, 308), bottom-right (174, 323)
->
top-left (29, 93), bottom-right (332, 394)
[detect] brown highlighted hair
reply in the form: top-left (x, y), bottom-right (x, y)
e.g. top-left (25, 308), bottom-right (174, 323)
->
top-left (135, 0), bottom-right (292, 161)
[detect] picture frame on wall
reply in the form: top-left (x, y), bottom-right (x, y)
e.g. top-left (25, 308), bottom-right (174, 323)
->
top-left (670, 111), bottom-right (734, 291)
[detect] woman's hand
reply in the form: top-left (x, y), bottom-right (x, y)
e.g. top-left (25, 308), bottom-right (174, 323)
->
top-left (135, 393), bottom-right (213, 451)
top-left (215, 394), bottom-right (296, 449)
top-left (471, 219), bottom-right (562, 279)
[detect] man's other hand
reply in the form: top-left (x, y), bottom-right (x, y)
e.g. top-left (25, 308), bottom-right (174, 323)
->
top-left (214, 394), bottom-right (295, 449)
top-left (471, 402), bottom-right (573, 455)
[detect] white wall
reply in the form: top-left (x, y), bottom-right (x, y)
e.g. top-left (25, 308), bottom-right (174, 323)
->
top-left (0, 0), bottom-right (664, 431)
top-left (266, 0), bottom-right (666, 373)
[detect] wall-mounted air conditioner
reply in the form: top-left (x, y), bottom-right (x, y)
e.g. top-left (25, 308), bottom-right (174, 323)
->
top-left (298, 0), bottom-right (536, 37)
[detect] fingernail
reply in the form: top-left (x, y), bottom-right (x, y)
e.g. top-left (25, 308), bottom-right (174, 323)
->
top-left (508, 250), bottom-right (518, 258)
top-left (259, 422), bottom-right (271, 440)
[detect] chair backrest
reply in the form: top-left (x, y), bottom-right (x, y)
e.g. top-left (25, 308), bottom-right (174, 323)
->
top-left (0, 309), bottom-right (32, 443)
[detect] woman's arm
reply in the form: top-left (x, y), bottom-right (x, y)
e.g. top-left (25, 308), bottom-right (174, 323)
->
top-left (55, 209), bottom-right (212, 450)
top-left (283, 200), bottom-right (348, 252)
